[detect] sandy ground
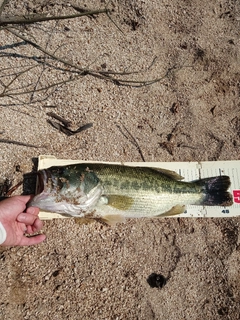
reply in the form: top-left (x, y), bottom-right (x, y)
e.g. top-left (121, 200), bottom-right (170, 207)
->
top-left (0, 0), bottom-right (240, 319)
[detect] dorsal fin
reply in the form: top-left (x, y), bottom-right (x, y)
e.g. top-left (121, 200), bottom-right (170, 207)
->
top-left (149, 168), bottom-right (184, 180)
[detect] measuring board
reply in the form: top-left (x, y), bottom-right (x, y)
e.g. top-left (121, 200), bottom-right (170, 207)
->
top-left (37, 155), bottom-right (240, 220)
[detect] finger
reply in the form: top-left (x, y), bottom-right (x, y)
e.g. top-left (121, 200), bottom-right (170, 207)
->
top-left (13, 195), bottom-right (32, 206)
top-left (25, 218), bottom-right (44, 234)
top-left (17, 212), bottom-right (41, 226)
top-left (18, 234), bottom-right (46, 246)
top-left (26, 225), bottom-right (34, 234)
top-left (32, 217), bottom-right (44, 232)
top-left (0, 195), bottom-right (31, 217)
top-left (26, 206), bottom-right (40, 216)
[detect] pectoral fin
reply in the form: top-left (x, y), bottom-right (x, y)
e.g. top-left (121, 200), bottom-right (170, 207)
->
top-left (100, 194), bottom-right (134, 210)
top-left (156, 204), bottom-right (186, 217)
top-left (100, 214), bottom-right (126, 226)
top-left (95, 194), bottom-right (132, 225)
top-left (74, 217), bottom-right (96, 225)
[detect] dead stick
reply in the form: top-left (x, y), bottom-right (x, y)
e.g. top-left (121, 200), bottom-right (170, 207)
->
top-left (47, 112), bottom-right (72, 127)
top-left (6, 181), bottom-right (23, 196)
top-left (0, 138), bottom-right (42, 148)
top-left (6, 28), bottom-right (184, 88)
top-left (116, 123), bottom-right (145, 161)
top-left (0, 9), bottom-right (108, 26)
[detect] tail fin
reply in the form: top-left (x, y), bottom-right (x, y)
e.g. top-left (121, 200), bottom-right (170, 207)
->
top-left (195, 175), bottom-right (233, 206)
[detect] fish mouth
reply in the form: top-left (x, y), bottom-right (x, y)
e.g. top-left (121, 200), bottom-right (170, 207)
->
top-left (37, 169), bottom-right (51, 194)
top-left (36, 170), bottom-right (45, 194)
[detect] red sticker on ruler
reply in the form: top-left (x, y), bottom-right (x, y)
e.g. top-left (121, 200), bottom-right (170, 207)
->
top-left (233, 190), bottom-right (240, 203)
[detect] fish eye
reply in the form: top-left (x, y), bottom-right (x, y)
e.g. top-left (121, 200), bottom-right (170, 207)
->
top-left (52, 167), bottom-right (64, 175)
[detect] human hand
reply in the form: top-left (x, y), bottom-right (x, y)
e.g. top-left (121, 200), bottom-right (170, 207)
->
top-left (0, 195), bottom-right (46, 246)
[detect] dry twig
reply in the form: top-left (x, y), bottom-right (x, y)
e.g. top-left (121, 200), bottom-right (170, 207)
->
top-left (116, 123), bottom-right (145, 161)
top-left (0, 138), bottom-right (42, 148)
top-left (47, 112), bottom-right (93, 136)
top-left (0, 9), bottom-right (108, 26)
top-left (0, 5), bottom-right (190, 104)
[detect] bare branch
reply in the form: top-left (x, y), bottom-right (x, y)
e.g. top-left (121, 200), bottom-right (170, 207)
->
top-left (0, 9), bottom-right (108, 26)
top-left (0, 75), bottom-right (77, 97)
top-left (46, 112), bottom-right (71, 127)
top-left (47, 112), bottom-right (93, 136)
top-left (0, 7), bottom-right (192, 104)
top-left (116, 123), bottom-right (145, 161)
top-left (0, 138), bottom-right (43, 148)
top-left (0, 65), bottom-right (36, 96)
top-left (6, 27), bottom-right (183, 88)
top-left (6, 27), bottom-right (88, 73)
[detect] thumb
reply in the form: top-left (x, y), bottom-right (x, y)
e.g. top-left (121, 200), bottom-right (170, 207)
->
top-left (18, 234), bottom-right (46, 246)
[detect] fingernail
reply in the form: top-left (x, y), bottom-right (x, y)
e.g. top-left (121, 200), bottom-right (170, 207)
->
top-left (17, 213), bottom-right (26, 222)
top-left (27, 207), bottom-right (35, 215)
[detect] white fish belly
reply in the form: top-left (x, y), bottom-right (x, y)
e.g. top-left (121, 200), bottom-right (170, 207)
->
top-left (95, 192), bottom-right (203, 218)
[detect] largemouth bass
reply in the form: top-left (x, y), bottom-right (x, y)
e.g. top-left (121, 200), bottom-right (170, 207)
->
top-left (29, 163), bottom-right (233, 224)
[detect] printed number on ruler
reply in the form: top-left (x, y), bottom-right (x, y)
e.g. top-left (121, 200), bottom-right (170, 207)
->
top-left (233, 190), bottom-right (240, 204)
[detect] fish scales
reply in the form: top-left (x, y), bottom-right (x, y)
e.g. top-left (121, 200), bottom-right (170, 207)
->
top-left (29, 163), bottom-right (233, 224)
top-left (93, 165), bottom-right (203, 217)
